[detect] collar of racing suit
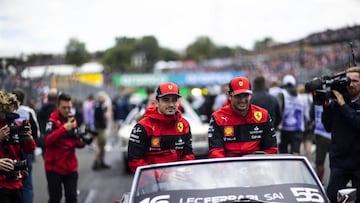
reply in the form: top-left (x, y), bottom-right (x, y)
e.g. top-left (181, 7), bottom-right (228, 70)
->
top-left (144, 105), bottom-right (182, 124)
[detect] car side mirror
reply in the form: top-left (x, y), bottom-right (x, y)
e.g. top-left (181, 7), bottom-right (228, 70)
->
top-left (337, 188), bottom-right (357, 203)
top-left (119, 192), bottom-right (130, 203)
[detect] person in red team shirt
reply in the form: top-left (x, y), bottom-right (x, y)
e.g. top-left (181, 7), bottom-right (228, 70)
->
top-left (44, 93), bottom-right (85, 203)
top-left (128, 82), bottom-right (195, 173)
top-left (0, 90), bottom-right (35, 203)
top-left (208, 76), bottom-right (278, 158)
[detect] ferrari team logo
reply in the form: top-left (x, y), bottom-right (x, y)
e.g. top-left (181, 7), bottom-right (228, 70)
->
top-left (151, 137), bottom-right (161, 148)
top-left (254, 111), bottom-right (262, 121)
top-left (238, 81), bottom-right (243, 87)
top-left (177, 122), bottom-right (184, 133)
top-left (168, 84), bottom-right (174, 90)
top-left (224, 126), bottom-right (234, 137)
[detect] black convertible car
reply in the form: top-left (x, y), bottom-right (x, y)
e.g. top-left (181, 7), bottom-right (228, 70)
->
top-left (119, 155), bottom-right (356, 203)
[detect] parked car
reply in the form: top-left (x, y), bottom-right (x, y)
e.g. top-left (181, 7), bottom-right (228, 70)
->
top-left (118, 155), bottom-right (357, 203)
top-left (118, 98), bottom-right (209, 172)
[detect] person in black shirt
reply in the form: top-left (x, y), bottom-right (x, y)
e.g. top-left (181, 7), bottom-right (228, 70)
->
top-left (37, 88), bottom-right (58, 158)
top-left (251, 75), bottom-right (282, 130)
top-left (322, 66), bottom-right (360, 203)
top-left (92, 92), bottom-right (111, 170)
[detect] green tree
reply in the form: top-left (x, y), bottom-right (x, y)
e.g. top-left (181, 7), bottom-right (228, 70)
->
top-left (253, 37), bottom-right (275, 51)
top-left (65, 38), bottom-right (89, 66)
top-left (135, 36), bottom-right (160, 72)
top-left (101, 37), bottom-right (136, 72)
top-left (102, 44), bottom-right (134, 72)
top-left (185, 36), bottom-right (216, 62)
top-left (214, 46), bottom-right (236, 58)
top-left (159, 47), bottom-right (181, 61)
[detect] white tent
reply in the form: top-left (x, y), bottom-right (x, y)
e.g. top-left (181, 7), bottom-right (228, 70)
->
top-left (21, 62), bottom-right (104, 79)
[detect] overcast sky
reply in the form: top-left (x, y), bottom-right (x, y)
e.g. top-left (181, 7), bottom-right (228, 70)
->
top-left (1, 0), bottom-right (360, 55)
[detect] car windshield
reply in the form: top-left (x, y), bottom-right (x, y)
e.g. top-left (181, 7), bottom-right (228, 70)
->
top-left (135, 159), bottom-right (318, 196)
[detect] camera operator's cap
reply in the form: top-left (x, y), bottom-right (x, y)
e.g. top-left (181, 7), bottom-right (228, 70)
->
top-left (156, 82), bottom-right (181, 98)
top-left (282, 74), bottom-right (296, 86)
top-left (228, 77), bottom-right (252, 96)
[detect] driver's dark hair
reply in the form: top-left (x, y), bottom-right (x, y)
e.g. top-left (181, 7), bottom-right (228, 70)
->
top-left (57, 93), bottom-right (72, 105)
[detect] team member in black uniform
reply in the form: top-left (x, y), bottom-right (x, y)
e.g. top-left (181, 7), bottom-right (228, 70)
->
top-left (322, 66), bottom-right (360, 203)
top-left (208, 76), bottom-right (278, 158)
top-left (128, 82), bottom-right (195, 173)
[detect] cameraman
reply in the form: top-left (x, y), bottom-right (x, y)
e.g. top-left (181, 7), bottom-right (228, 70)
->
top-left (0, 90), bottom-right (35, 203)
top-left (44, 93), bottom-right (85, 203)
top-left (13, 88), bottom-right (39, 203)
top-left (321, 66), bottom-right (360, 203)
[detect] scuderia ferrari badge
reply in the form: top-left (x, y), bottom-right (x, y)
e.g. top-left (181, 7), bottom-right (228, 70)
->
top-left (177, 122), bottom-right (184, 133)
top-left (254, 111), bottom-right (262, 121)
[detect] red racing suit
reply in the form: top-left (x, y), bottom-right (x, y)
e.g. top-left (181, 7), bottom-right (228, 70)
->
top-left (208, 104), bottom-right (278, 158)
top-left (0, 120), bottom-right (35, 189)
top-left (44, 110), bottom-right (85, 175)
top-left (128, 105), bottom-right (195, 173)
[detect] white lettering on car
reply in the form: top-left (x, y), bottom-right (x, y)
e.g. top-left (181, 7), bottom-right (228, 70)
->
top-left (140, 195), bottom-right (170, 203)
top-left (290, 187), bottom-right (325, 202)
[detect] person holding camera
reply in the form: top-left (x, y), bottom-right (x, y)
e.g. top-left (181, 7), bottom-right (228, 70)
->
top-left (12, 88), bottom-right (40, 203)
top-left (321, 66), bottom-right (360, 203)
top-left (44, 93), bottom-right (85, 203)
top-left (0, 90), bottom-right (35, 203)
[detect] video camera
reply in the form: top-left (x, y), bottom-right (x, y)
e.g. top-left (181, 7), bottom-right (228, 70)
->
top-left (0, 160), bottom-right (27, 180)
top-left (305, 42), bottom-right (359, 105)
top-left (305, 71), bottom-right (350, 105)
top-left (3, 112), bottom-right (30, 145)
top-left (66, 125), bottom-right (98, 145)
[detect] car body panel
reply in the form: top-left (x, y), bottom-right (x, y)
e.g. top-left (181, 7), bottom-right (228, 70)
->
top-left (121, 155), bottom-right (331, 203)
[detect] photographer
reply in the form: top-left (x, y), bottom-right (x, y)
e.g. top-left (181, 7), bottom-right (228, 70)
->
top-left (0, 90), bottom-right (35, 203)
top-left (13, 88), bottom-right (39, 203)
top-left (44, 93), bottom-right (85, 203)
top-left (321, 66), bottom-right (360, 203)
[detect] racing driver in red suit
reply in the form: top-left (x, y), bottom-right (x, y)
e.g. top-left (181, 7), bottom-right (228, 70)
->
top-left (209, 76), bottom-right (278, 158)
top-left (128, 82), bottom-right (195, 173)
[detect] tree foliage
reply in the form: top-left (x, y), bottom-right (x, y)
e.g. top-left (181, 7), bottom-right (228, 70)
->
top-left (65, 38), bottom-right (89, 66)
top-left (135, 36), bottom-right (160, 72)
top-left (185, 36), bottom-right (216, 62)
top-left (253, 37), bottom-right (275, 51)
top-left (159, 47), bottom-right (181, 61)
top-left (101, 37), bottom-right (136, 72)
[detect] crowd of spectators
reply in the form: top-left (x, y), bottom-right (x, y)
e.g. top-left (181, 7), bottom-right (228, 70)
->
top-left (163, 25), bottom-right (360, 85)
top-left (0, 25), bottom-right (359, 112)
